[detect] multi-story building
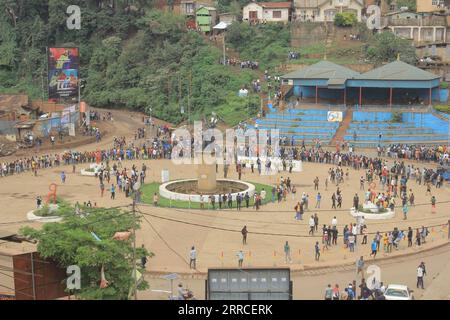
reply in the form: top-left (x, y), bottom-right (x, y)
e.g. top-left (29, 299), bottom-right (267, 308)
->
top-left (293, 0), bottom-right (364, 22)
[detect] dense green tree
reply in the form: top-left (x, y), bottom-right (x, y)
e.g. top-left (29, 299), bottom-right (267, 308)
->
top-left (21, 206), bottom-right (152, 300)
top-left (365, 32), bottom-right (416, 65)
top-left (334, 12), bottom-right (357, 27)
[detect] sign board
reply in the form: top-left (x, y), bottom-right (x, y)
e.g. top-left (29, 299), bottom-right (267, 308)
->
top-left (327, 111), bottom-right (343, 122)
top-left (48, 48), bottom-right (79, 102)
top-left (68, 123), bottom-right (75, 136)
top-left (207, 268), bottom-right (291, 300)
top-left (161, 170), bottom-right (170, 183)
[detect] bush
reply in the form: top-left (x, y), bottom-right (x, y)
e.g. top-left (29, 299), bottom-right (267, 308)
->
top-left (357, 205), bottom-right (388, 214)
top-left (334, 12), bottom-right (357, 27)
top-left (435, 105), bottom-right (450, 114)
top-left (440, 82), bottom-right (450, 89)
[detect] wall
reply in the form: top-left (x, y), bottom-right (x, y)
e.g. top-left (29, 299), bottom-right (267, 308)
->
top-left (416, 43), bottom-right (450, 63)
top-left (291, 22), bottom-right (361, 47)
top-left (417, 0), bottom-right (446, 13)
top-left (262, 8), bottom-right (290, 22)
top-left (243, 3), bottom-right (263, 21)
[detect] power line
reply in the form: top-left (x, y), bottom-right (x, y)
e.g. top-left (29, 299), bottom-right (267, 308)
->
top-left (136, 204), bottom-right (448, 239)
top-left (136, 202), bottom-right (450, 228)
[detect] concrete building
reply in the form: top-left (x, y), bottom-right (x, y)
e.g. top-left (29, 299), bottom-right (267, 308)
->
top-left (293, 0), bottom-right (364, 22)
top-left (417, 0), bottom-right (447, 13)
top-left (385, 11), bottom-right (448, 44)
top-left (243, 1), bottom-right (292, 23)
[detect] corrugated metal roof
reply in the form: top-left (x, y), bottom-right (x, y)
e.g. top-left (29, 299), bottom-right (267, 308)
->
top-left (355, 60), bottom-right (440, 81)
top-left (281, 61), bottom-right (360, 81)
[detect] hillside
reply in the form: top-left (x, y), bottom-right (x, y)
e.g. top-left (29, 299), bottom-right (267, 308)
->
top-left (0, 1), bottom-right (261, 126)
top-left (0, 1), bottom-right (417, 125)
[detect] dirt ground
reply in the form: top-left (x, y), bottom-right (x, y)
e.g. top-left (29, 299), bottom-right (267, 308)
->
top-left (0, 108), bottom-right (449, 300)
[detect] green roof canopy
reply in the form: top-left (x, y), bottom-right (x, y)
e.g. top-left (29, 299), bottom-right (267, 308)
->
top-left (355, 60), bottom-right (440, 81)
top-left (281, 61), bottom-right (360, 81)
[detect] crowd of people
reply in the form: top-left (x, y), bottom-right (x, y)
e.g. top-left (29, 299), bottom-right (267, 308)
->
top-left (288, 51), bottom-right (300, 60)
top-left (240, 60), bottom-right (259, 69)
top-left (385, 144), bottom-right (449, 164)
top-left (0, 123), bottom-right (171, 177)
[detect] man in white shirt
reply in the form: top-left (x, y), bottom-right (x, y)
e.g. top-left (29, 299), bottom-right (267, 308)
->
top-left (308, 216), bottom-right (315, 235)
top-left (260, 188), bottom-right (266, 200)
top-left (417, 263), bottom-right (426, 289)
top-left (189, 246), bottom-right (197, 269)
top-left (331, 216), bottom-right (338, 227)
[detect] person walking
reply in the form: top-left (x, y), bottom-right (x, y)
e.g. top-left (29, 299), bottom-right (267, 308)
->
top-left (244, 192), bottom-right (250, 208)
top-left (407, 227), bottom-right (413, 247)
top-left (370, 238), bottom-right (378, 258)
top-left (431, 196), bottom-right (436, 214)
top-left (284, 241), bottom-right (292, 264)
top-left (356, 256), bottom-right (365, 276)
top-left (314, 241), bottom-right (320, 261)
top-left (348, 233), bottom-right (355, 252)
top-left (315, 192), bottom-right (321, 208)
top-left (314, 213), bottom-right (319, 232)
top-left (60, 171), bottom-right (66, 183)
top-left (189, 246), bottom-right (197, 269)
top-left (314, 177), bottom-right (319, 190)
top-left (237, 250), bottom-right (244, 268)
top-left (402, 203), bottom-right (409, 220)
top-left (332, 284), bottom-right (340, 300)
top-left (100, 181), bottom-right (105, 197)
top-left (153, 193), bottom-right (158, 206)
top-left (324, 284), bottom-right (333, 300)
top-left (141, 244), bottom-right (147, 268)
top-left (110, 184), bottom-right (116, 200)
top-left (241, 226), bottom-right (248, 245)
top-left (417, 262), bottom-right (426, 289)
top-left (309, 216), bottom-right (315, 235)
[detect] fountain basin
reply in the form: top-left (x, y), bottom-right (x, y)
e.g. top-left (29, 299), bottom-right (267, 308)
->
top-left (159, 179), bottom-right (255, 202)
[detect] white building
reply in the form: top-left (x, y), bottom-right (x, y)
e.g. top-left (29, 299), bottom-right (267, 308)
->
top-left (243, 2), bottom-right (292, 23)
top-left (294, 0), bottom-right (364, 22)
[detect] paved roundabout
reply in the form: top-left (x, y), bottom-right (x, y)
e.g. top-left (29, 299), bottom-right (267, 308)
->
top-left (0, 155), bottom-right (448, 276)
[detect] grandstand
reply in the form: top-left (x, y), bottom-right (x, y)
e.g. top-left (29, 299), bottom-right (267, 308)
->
top-left (252, 60), bottom-right (449, 148)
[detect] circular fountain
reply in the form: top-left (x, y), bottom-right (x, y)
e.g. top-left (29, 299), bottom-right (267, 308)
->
top-left (159, 162), bottom-right (255, 202)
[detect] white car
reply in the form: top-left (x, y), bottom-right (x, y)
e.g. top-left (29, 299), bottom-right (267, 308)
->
top-left (383, 284), bottom-right (414, 300)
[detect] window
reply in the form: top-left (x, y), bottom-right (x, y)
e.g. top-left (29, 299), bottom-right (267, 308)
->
top-left (432, 0), bottom-right (444, 5)
top-left (272, 10), bottom-right (281, 18)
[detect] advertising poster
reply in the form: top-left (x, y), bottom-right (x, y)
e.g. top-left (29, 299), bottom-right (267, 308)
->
top-left (48, 48), bottom-right (79, 101)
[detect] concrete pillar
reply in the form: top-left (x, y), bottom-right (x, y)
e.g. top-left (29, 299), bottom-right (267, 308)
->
top-left (315, 86), bottom-right (318, 104)
top-left (433, 27), bottom-right (436, 42)
top-left (359, 87), bottom-right (362, 107)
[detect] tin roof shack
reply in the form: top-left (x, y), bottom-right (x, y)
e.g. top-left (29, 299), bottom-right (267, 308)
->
top-left (0, 95), bottom-right (37, 121)
top-left (196, 6), bottom-right (218, 33)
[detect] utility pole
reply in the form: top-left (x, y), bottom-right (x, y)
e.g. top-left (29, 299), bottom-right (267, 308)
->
top-left (188, 71), bottom-right (192, 128)
top-left (132, 198), bottom-right (138, 300)
top-left (223, 32), bottom-right (226, 66)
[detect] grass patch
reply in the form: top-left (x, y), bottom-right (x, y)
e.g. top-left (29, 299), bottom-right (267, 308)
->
top-left (357, 205), bottom-right (388, 214)
top-left (440, 82), bottom-right (450, 89)
top-left (34, 199), bottom-right (72, 217)
top-left (435, 105), bottom-right (450, 114)
top-left (141, 182), bottom-right (274, 209)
